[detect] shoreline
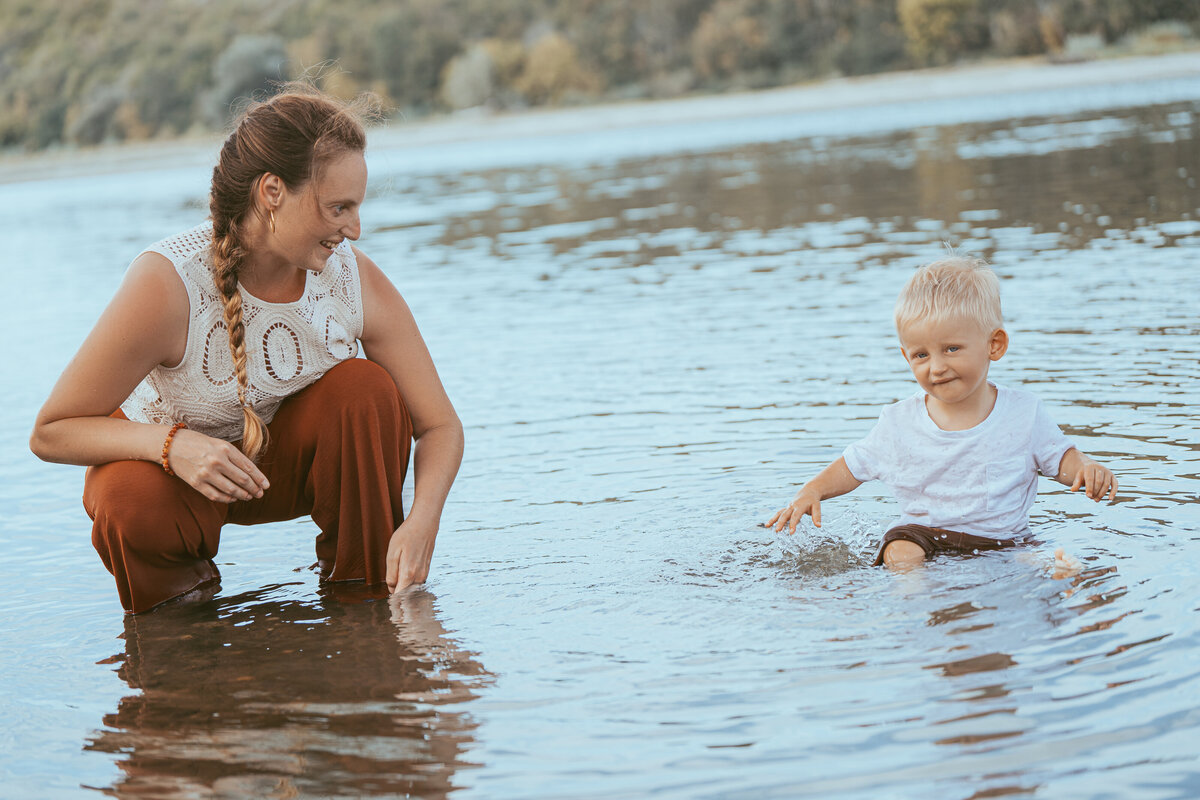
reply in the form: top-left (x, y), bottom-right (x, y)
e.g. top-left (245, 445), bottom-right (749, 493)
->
top-left (3, 51), bottom-right (1199, 185)
top-left (372, 50), bottom-right (1200, 148)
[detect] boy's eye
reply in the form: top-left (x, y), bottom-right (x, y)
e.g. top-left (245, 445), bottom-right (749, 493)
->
top-left (913, 352), bottom-right (927, 359)
top-left (947, 345), bottom-right (960, 353)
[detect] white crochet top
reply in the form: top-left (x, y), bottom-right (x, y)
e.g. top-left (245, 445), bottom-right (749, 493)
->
top-left (121, 222), bottom-right (363, 441)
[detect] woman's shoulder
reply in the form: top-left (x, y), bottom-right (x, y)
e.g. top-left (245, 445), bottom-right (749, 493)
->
top-left (105, 246), bottom-right (192, 358)
top-left (141, 221), bottom-right (213, 269)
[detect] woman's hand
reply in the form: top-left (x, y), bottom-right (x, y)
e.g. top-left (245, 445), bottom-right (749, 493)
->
top-left (386, 514), bottom-right (439, 593)
top-left (168, 428), bottom-right (269, 503)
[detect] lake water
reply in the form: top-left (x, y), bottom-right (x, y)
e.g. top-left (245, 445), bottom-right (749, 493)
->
top-left (2, 62), bottom-right (1199, 799)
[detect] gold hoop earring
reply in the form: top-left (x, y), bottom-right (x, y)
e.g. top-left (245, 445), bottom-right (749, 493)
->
top-left (269, 209), bottom-right (277, 234)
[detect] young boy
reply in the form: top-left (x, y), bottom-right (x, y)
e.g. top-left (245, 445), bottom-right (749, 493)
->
top-left (767, 256), bottom-right (1117, 568)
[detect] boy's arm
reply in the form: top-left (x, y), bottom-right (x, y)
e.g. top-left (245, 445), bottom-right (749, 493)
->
top-left (1053, 447), bottom-right (1117, 502)
top-left (767, 456), bottom-right (863, 534)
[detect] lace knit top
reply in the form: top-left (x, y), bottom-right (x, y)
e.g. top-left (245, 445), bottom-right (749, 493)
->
top-left (121, 222), bottom-right (363, 441)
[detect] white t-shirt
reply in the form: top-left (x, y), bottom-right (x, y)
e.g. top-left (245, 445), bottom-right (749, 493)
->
top-left (842, 384), bottom-right (1074, 538)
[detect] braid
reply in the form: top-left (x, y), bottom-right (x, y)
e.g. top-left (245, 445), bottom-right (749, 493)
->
top-left (211, 221), bottom-right (269, 461)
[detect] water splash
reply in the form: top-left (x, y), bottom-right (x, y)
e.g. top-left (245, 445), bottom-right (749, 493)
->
top-left (764, 509), bottom-right (884, 578)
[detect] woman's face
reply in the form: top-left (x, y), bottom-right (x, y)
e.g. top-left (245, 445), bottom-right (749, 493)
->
top-left (276, 149), bottom-right (367, 273)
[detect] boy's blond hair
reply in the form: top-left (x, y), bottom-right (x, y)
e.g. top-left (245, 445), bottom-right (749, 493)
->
top-left (894, 256), bottom-right (1003, 334)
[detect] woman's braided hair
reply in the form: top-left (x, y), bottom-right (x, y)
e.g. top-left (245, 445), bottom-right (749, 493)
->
top-left (208, 83), bottom-right (370, 461)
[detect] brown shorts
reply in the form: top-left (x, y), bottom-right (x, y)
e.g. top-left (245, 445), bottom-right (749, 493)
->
top-left (872, 524), bottom-right (1030, 566)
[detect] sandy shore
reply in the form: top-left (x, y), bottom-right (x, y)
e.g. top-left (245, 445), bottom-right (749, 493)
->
top-left (3, 51), bottom-right (1198, 185)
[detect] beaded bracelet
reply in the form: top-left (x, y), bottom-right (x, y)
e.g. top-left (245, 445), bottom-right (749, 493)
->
top-left (161, 422), bottom-right (187, 476)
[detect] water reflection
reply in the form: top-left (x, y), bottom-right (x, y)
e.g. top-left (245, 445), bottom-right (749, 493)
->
top-left (906, 561), bottom-right (1134, 760)
top-left (410, 101), bottom-right (1198, 271)
top-left (87, 588), bottom-right (490, 798)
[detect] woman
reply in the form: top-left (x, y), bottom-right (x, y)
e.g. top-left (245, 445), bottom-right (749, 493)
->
top-left (29, 86), bottom-right (464, 613)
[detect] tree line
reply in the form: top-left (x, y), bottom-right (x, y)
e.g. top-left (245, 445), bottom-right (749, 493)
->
top-left (1, 0), bottom-right (1195, 150)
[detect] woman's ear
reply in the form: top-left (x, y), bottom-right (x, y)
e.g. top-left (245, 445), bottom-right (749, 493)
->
top-left (989, 328), bottom-right (1009, 361)
top-left (255, 173), bottom-right (285, 209)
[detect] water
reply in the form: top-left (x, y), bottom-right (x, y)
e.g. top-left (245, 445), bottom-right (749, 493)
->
top-left (2, 65), bottom-right (1199, 799)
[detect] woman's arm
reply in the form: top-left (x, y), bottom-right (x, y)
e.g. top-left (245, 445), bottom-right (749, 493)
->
top-left (30, 252), bottom-right (269, 503)
top-left (356, 248), bottom-right (465, 592)
top-left (31, 252), bottom-right (188, 465)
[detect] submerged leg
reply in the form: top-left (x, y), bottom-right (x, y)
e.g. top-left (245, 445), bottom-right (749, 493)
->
top-left (881, 539), bottom-right (926, 570)
top-left (84, 460), bottom-right (225, 614)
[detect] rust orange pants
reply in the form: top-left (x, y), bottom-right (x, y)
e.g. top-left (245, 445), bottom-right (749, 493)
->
top-left (83, 359), bottom-right (412, 613)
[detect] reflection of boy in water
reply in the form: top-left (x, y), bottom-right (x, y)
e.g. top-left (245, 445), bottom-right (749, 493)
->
top-left (767, 257), bottom-right (1116, 569)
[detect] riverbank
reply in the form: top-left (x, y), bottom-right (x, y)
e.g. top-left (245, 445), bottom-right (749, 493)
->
top-left (3, 50), bottom-right (1199, 185)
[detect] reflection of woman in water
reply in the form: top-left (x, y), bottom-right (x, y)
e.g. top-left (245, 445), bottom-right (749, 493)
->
top-left (88, 589), bottom-right (491, 797)
top-left (29, 84), bottom-right (463, 613)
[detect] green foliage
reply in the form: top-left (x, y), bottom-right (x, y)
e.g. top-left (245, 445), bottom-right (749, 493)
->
top-left (987, 1), bottom-right (1053, 57)
top-left (0, 0), bottom-right (1194, 150)
top-left (207, 34), bottom-right (289, 126)
top-left (691, 0), bottom-right (770, 80)
top-left (516, 32), bottom-right (598, 103)
top-left (1056, 0), bottom-right (1200, 42)
top-left (441, 44), bottom-right (497, 110)
top-left (368, 5), bottom-right (462, 113)
top-left (832, 2), bottom-right (908, 76)
top-left (898, 0), bottom-right (989, 65)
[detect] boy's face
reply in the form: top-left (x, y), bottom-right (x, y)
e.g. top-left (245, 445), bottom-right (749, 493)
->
top-left (898, 316), bottom-right (1008, 410)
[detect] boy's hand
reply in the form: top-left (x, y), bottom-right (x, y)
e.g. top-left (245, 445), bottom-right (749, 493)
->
top-left (1069, 461), bottom-right (1117, 502)
top-left (767, 489), bottom-right (822, 534)
top-left (764, 459), bottom-right (862, 534)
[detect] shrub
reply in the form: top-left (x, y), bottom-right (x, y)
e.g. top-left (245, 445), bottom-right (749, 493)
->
top-left (691, 0), bottom-right (769, 80)
top-left (66, 85), bottom-right (126, 145)
top-left (206, 34), bottom-right (289, 126)
top-left (514, 31), bottom-right (597, 104)
top-left (441, 43), bottom-right (496, 109)
top-left (897, 0), bottom-right (988, 65)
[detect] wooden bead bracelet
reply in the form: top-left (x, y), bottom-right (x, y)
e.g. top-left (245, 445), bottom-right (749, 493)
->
top-left (161, 422), bottom-right (187, 476)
